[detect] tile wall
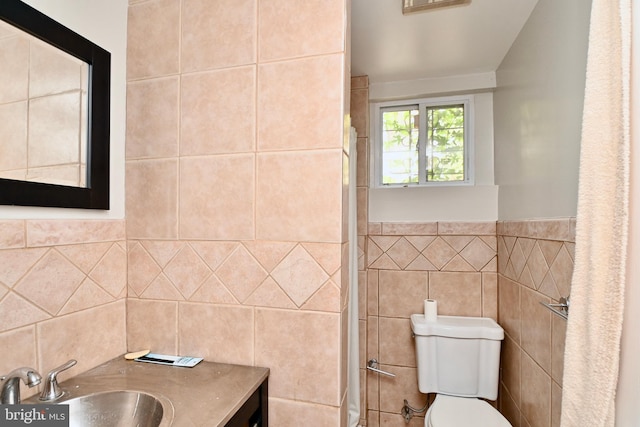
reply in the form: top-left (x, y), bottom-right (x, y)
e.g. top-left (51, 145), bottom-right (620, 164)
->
top-left (125, 0), bottom-right (350, 424)
top-left (365, 222), bottom-right (498, 427)
top-left (0, 7), bottom-right (575, 427)
top-left (497, 220), bottom-right (574, 427)
top-left (0, 220), bottom-right (127, 398)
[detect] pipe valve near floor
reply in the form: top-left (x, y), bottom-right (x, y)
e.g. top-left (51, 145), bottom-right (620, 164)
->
top-left (401, 398), bottom-right (428, 423)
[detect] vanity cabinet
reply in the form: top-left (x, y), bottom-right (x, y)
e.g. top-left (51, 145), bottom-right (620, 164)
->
top-left (225, 378), bottom-right (268, 427)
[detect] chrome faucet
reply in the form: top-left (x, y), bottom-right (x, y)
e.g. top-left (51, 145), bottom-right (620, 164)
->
top-left (39, 359), bottom-right (77, 402)
top-left (0, 367), bottom-right (42, 404)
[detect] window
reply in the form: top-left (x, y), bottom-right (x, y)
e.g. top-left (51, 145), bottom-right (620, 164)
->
top-left (372, 95), bottom-right (473, 187)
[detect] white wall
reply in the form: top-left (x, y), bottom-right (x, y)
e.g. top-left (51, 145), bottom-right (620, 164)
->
top-left (368, 77), bottom-right (498, 222)
top-left (0, 0), bottom-right (127, 219)
top-left (493, 0), bottom-right (591, 220)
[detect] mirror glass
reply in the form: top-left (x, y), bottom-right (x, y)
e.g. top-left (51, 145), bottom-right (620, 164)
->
top-left (0, 0), bottom-right (110, 209)
top-left (0, 20), bottom-right (89, 187)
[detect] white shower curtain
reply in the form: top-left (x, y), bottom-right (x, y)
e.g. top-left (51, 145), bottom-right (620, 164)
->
top-left (560, 0), bottom-right (631, 426)
top-left (347, 126), bottom-right (360, 427)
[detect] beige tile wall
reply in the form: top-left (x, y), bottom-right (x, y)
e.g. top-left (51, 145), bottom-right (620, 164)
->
top-left (0, 8), bottom-right (575, 427)
top-left (126, 0), bottom-right (350, 424)
top-left (360, 218), bottom-right (571, 427)
top-left (365, 222), bottom-right (498, 427)
top-left (0, 219), bottom-right (127, 399)
top-left (497, 219), bottom-right (574, 427)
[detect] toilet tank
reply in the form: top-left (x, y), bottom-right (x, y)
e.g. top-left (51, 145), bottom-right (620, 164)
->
top-left (410, 314), bottom-right (504, 400)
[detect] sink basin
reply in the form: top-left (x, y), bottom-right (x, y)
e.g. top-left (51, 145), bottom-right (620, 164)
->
top-left (59, 390), bottom-right (168, 427)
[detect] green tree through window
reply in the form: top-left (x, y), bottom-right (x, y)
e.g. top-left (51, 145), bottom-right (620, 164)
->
top-left (380, 102), bottom-right (466, 185)
top-left (427, 105), bottom-right (464, 182)
top-left (381, 108), bottom-right (419, 184)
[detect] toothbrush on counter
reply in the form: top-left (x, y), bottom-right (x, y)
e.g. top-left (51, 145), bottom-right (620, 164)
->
top-left (124, 349), bottom-right (150, 360)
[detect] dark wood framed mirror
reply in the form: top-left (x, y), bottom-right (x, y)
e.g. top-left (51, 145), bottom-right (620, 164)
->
top-left (0, 0), bottom-right (110, 209)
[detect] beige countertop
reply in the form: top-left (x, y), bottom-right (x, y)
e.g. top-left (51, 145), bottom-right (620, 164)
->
top-left (30, 356), bottom-right (269, 426)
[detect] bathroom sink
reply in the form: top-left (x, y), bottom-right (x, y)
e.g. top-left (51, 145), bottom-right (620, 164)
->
top-left (59, 390), bottom-right (169, 427)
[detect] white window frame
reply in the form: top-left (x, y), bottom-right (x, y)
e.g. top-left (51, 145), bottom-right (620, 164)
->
top-left (370, 94), bottom-right (475, 188)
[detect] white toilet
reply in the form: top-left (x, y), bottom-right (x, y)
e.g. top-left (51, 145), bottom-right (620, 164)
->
top-left (411, 314), bottom-right (512, 427)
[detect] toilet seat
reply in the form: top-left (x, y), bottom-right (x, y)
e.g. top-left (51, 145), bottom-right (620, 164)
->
top-left (426, 395), bottom-right (511, 427)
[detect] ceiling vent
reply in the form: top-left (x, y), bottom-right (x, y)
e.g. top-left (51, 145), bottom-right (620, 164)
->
top-left (402, 0), bottom-right (471, 14)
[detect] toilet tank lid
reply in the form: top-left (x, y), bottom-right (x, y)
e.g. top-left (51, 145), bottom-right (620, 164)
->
top-left (411, 314), bottom-right (504, 340)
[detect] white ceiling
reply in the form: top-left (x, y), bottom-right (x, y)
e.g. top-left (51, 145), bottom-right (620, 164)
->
top-left (351, 0), bottom-right (539, 84)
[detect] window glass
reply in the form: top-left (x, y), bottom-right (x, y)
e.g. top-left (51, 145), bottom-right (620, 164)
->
top-left (374, 96), bottom-right (471, 187)
top-left (426, 104), bottom-right (464, 182)
top-left (381, 106), bottom-right (419, 184)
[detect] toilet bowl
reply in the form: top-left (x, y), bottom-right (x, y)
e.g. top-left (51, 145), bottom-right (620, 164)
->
top-left (425, 394), bottom-right (511, 427)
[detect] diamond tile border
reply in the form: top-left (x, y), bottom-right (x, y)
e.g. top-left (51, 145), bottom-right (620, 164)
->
top-left (127, 240), bottom-right (343, 311)
top-left (367, 235), bottom-right (496, 273)
top-left (0, 220), bottom-right (126, 332)
top-left (498, 220), bottom-right (575, 301)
